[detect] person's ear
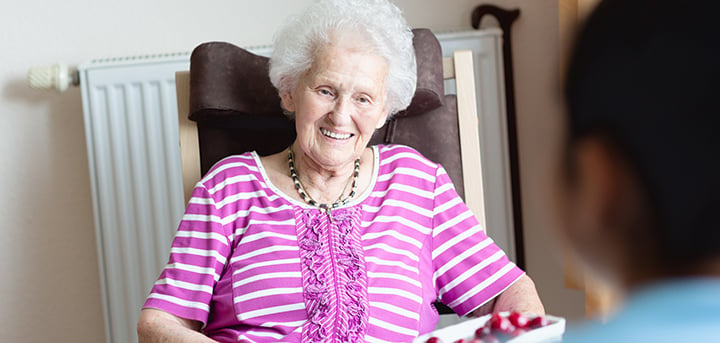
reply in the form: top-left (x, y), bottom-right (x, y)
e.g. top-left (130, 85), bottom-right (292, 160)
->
top-left (574, 137), bottom-right (630, 235)
top-left (280, 91), bottom-right (296, 112)
top-left (566, 136), bottom-right (647, 287)
top-left (375, 110), bottom-right (390, 129)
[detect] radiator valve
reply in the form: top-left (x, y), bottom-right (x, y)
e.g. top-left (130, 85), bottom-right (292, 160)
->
top-left (27, 63), bottom-right (79, 92)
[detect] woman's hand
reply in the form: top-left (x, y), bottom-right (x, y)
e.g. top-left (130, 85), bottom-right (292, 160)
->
top-left (137, 308), bottom-right (217, 343)
top-left (469, 274), bottom-right (545, 317)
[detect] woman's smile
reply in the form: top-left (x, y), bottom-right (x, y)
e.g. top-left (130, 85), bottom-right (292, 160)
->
top-left (320, 127), bottom-right (353, 140)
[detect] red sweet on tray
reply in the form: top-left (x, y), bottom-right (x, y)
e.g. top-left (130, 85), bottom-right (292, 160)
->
top-left (424, 311), bottom-right (552, 343)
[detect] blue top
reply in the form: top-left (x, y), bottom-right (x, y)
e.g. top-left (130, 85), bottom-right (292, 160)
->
top-left (563, 278), bottom-right (720, 342)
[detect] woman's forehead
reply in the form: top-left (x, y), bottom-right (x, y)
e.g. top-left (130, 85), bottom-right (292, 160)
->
top-left (304, 45), bottom-right (388, 91)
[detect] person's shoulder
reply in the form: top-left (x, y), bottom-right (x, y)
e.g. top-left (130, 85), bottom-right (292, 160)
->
top-left (200, 151), bottom-right (260, 186)
top-left (375, 144), bottom-right (438, 169)
top-left (564, 320), bottom-right (720, 343)
top-left (564, 280), bottom-right (720, 343)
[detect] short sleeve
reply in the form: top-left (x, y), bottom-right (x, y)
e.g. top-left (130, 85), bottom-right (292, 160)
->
top-left (431, 166), bottom-right (524, 316)
top-left (142, 182), bottom-right (231, 325)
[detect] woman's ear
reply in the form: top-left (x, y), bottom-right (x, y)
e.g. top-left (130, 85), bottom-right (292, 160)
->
top-left (280, 91), bottom-right (296, 112)
top-left (375, 111), bottom-right (390, 129)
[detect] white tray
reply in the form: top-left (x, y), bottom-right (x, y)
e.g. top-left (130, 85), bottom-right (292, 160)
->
top-left (414, 313), bottom-right (565, 343)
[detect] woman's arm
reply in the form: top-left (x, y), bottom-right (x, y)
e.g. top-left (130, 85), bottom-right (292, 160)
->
top-left (469, 274), bottom-right (545, 317)
top-left (137, 308), bottom-right (217, 343)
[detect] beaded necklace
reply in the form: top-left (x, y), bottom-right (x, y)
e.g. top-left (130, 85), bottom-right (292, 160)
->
top-left (288, 148), bottom-right (360, 212)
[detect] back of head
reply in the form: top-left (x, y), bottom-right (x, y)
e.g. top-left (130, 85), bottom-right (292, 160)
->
top-left (269, 0), bottom-right (417, 116)
top-left (565, 0), bottom-right (720, 270)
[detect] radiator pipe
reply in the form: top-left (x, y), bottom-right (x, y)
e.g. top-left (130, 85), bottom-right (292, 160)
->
top-left (27, 63), bottom-right (80, 92)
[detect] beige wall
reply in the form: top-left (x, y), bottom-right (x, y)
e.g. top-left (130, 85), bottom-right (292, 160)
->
top-left (0, 0), bottom-right (583, 341)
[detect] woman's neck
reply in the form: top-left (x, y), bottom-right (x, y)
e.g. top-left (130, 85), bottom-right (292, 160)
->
top-left (290, 148), bottom-right (361, 204)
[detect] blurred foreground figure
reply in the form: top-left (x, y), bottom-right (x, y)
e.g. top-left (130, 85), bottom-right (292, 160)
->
top-left (559, 0), bottom-right (720, 341)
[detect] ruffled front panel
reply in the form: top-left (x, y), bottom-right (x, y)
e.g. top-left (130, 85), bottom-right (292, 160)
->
top-left (295, 206), bottom-right (368, 342)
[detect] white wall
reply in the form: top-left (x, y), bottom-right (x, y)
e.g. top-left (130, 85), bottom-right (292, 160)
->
top-left (0, 1), bottom-right (583, 341)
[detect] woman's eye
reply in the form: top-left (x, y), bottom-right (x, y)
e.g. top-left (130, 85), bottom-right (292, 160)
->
top-left (357, 96), bottom-right (371, 104)
top-left (318, 89), bottom-right (333, 96)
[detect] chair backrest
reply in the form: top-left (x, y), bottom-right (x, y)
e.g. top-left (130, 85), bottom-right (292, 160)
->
top-left (175, 28), bottom-right (486, 230)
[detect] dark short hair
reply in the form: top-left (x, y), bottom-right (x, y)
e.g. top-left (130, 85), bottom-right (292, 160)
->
top-left (564, 0), bottom-right (720, 267)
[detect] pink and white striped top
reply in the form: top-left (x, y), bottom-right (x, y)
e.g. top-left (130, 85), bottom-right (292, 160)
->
top-left (143, 144), bottom-right (523, 342)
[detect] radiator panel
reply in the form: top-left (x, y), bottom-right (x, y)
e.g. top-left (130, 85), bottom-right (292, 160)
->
top-left (79, 56), bottom-right (189, 343)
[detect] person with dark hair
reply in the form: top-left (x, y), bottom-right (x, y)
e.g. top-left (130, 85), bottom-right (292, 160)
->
top-left (558, 0), bottom-right (720, 341)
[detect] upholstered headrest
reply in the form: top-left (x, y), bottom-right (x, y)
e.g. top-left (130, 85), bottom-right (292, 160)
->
top-left (189, 43), bottom-right (283, 121)
top-left (188, 28), bottom-right (444, 122)
top-left (397, 28), bottom-right (444, 117)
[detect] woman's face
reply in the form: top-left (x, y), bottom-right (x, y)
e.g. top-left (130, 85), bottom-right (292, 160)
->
top-left (281, 39), bottom-right (389, 172)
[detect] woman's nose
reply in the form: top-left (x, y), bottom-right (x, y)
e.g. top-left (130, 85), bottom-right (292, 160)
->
top-left (330, 96), bottom-right (353, 124)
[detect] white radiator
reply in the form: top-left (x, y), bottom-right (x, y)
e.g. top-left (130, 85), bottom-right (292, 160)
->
top-left (78, 54), bottom-right (190, 343)
top-left (72, 29), bottom-right (512, 342)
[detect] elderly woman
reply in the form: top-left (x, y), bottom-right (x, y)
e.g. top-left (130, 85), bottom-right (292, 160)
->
top-left (137, 0), bottom-right (543, 342)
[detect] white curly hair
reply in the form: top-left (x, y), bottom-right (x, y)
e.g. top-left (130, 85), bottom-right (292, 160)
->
top-left (269, 0), bottom-right (417, 116)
